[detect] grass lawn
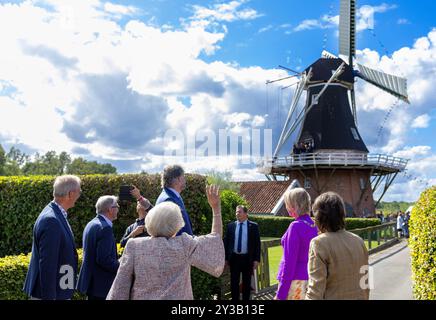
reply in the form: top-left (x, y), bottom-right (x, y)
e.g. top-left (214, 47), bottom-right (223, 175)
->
top-left (264, 238), bottom-right (387, 286)
top-left (267, 246), bottom-right (283, 285)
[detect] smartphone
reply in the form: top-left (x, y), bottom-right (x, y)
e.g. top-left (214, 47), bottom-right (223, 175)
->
top-left (119, 185), bottom-right (135, 201)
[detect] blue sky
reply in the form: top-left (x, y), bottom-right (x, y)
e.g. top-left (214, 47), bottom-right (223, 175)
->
top-left (0, 0), bottom-right (435, 202)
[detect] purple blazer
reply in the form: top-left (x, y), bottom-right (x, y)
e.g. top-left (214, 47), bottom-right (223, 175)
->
top-left (276, 214), bottom-right (318, 300)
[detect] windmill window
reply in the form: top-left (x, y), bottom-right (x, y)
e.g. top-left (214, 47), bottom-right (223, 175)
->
top-left (360, 178), bottom-right (366, 190)
top-left (350, 127), bottom-right (360, 140)
top-left (312, 94), bottom-right (319, 105)
top-left (304, 177), bottom-right (312, 189)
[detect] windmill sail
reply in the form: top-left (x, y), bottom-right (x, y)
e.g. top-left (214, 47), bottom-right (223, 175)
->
top-left (339, 0), bottom-right (356, 63)
top-left (356, 63), bottom-right (409, 103)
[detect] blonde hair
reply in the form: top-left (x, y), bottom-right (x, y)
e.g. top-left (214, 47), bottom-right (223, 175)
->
top-left (145, 202), bottom-right (185, 238)
top-left (284, 188), bottom-right (311, 216)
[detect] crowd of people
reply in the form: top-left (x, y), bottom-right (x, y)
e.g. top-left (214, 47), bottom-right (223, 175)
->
top-left (23, 164), bottom-right (371, 301)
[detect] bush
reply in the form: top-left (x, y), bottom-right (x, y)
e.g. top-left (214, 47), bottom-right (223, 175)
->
top-left (0, 174), bottom-right (210, 257)
top-left (409, 186), bottom-right (436, 300)
top-left (250, 215), bottom-right (381, 238)
top-left (0, 175), bottom-right (249, 300)
top-left (0, 245), bottom-right (223, 300)
top-left (344, 218), bottom-right (381, 230)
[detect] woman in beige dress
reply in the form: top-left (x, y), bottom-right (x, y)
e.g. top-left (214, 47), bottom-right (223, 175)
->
top-left (107, 185), bottom-right (224, 300)
top-left (305, 192), bottom-right (370, 300)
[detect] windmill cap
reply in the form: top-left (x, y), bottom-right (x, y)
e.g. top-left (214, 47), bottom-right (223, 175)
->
top-left (305, 57), bottom-right (354, 84)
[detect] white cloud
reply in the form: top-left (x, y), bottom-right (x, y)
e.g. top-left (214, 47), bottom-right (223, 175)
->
top-left (0, 0), bottom-right (283, 167)
top-left (411, 114), bottom-right (431, 128)
top-left (292, 3), bottom-right (396, 33)
top-left (353, 29), bottom-right (436, 200)
top-left (293, 19), bottom-right (324, 32)
top-left (189, 0), bottom-right (262, 26)
top-left (393, 146), bottom-right (431, 159)
top-left (103, 2), bottom-right (138, 17)
top-left (258, 24), bottom-right (273, 33)
top-left (0, 1), bottom-right (434, 203)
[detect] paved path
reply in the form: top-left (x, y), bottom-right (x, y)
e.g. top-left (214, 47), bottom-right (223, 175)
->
top-left (369, 239), bottom-right (414, 300)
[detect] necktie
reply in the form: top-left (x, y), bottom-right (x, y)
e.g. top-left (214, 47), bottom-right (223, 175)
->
top-left (237, 222), bottom-right (243, 253)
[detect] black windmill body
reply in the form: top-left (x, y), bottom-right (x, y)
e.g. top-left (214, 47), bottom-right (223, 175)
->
top-left (259, 0), bottom-right (409, 216)
top-left (299, 58), bottom-right (368, 153)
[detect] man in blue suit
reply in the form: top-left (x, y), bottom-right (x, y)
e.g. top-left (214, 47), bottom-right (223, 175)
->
top-left (23, 175), bottom-right (82, 300)
top-left (224, 205), bottom-right (261, 301)
top-left (77, 195), bottom-right (120, 300)
top-left (156, 164), bottom-right (193, 236)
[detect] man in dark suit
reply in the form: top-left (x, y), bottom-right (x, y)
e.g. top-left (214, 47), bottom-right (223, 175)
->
top-left (23, 175), bottom-right (82, 300)
top-left (155, 164), bottom-right (193, 236)
top-left (77, 195), bottom-right (120, 300)
top-left (224, 205), bottom-right (261, 301)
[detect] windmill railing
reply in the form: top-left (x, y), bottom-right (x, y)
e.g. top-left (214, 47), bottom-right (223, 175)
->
top-left (258, 153), bottom-right (408, 171)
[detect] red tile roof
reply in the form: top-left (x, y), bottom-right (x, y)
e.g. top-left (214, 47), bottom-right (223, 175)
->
top-left (239, 181), bottom-right (291, 214)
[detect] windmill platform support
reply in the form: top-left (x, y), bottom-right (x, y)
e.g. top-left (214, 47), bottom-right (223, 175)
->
top-left (257, 152), bottom-right (408, 217)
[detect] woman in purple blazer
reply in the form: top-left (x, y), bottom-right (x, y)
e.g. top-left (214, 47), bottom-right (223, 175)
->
top-left (275, 188), bottom-right (318, 300)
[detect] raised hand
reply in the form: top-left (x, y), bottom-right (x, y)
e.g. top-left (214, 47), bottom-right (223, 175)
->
top-left (206, 185), bottom-right (221, 211)
top-left (130, 185), bottom-right (141, 200)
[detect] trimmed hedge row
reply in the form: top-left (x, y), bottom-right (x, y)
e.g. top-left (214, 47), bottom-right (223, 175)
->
top-left (250, 215), bottom-right (381, 238)
top-left (0, 174), bottom-right (213, 257)
top-left (409, 186), bottom-right (436, 300)
top-left (0, 246), bottom-right (219, 300)
top-left (0, 173), bottom-right (248, 299)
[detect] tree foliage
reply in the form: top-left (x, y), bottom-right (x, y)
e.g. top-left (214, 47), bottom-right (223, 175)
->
top-left (0, 144), bottom-right (117, 176)
top-left (206, 170), bottom-right (240, 193)
top-left (376, 201), bottom-right (415, 215)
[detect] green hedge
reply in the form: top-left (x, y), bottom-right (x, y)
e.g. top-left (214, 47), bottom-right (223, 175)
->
top-left (250, 215), bottom-right (381, 238)
top-left (0, 174), bottom-right (247, 300)
top-left (0, 247), bottom-right (221, 300)
top-left (0, 174), bottom-right (212, 257)
top-left (409, 186), bottom-right (436, 300)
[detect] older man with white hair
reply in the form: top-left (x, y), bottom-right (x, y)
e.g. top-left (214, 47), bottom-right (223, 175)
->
top-left (24, 175), bottom-right (82, 300)
top-left (77, 195), bottom-right (120, 300)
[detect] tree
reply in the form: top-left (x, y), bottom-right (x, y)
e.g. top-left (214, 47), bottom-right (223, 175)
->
top-left (7, 147), bottom-right (29, 167)
top-left (0, 144), bottom-right (6, 175)
top-left (66, 157), bottom-right (117, 175)
top-left (1, 146), bottom-right (118, 176)
top-left (206, 170), bottom-right (240, 192)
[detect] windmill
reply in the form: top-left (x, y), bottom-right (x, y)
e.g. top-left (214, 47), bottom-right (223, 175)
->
top-left (258, 0), bottom-right (409, 217)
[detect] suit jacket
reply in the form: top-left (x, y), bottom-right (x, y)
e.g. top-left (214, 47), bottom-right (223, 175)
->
top-left (305, 230), bottom-right (370, 300)
top-left (223, 220), bottom-right (261, 264)
top-left (23, 202), bottom-right (78, 300)
top-left (107, 233), bottom-right (224, 300)
top-left (156, 187), bottom-right (193, 236)
top-left (77, 215), bottom-right (119, 298)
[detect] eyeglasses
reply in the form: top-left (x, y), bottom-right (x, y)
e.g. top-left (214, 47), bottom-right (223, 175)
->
top-left (111, 204), bottom-right (120, 209)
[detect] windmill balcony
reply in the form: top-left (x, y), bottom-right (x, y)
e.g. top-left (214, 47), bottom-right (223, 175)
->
top-left (257, 152), bottom-right (408, 175)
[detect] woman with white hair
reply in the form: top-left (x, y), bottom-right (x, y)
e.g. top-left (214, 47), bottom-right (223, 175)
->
top-left (107, 185), bottom-right (224, 300)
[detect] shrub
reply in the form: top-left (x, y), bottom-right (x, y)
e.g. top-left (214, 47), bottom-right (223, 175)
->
top-left (0, 175), bottom-right (249, 300)
top-left (409, 186), bottom-right (436, 300)
top-left (0, 245), bottom-right (222, 300)
top-left (0, 174), bottom-right (210, 257)
top-left (250, 215), bottom-right (381, 238)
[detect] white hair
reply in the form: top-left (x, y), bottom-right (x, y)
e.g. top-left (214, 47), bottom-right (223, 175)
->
top-left (53, 175), bottom-right (81, 198)
top-left (145, 202), bottom-right (185, 238)
top-left (95, 195), bottom-right (118, 214)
